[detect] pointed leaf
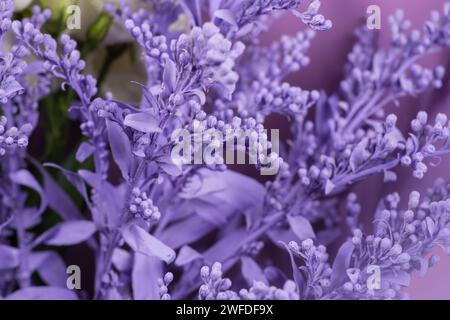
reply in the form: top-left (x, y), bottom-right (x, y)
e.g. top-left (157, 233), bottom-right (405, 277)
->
top-left (159, 215), bottom-right (215, 249)
top-left (124, 112), bottom-right (161, 133)
top-left (163, 59), bottom-right (177, 94)
top-left (203, 228), bottom-right (246, 263)
top-left (75, 142), bottom-right (95, 162)
top-left (325, 179), bottom-right (335, 195)
top-left (132, 253), bottom-right (162, 299)
top-left (112, 248), bottom-right (133, 272)
top-left (279, 241), bottom-right (304, 296)
top-left (10, 170), bottom-right (46, 215)
top-left (106, 120), bottom-right (132, 181)
top-left (175, 246), bottom-right (202, 267)
top-left (287, 215), bottom-right (315, 240)
top-left (38, 165), bottom-right (84, 221)
top-left (331, 241), bottom-right (355, 288)
top-left (31, 251), bottom-right (67, 287)
top-left (0, 245), bottom-right (19, 269)
top-left (241, 256), bottom-right (268, 285)
top-left (121, 224), bottom-right (175, 263)
top-left (214, 9), bottom-right (237, 27)
top-left (44, 164), bottom-right (90, 207)
top-left (34, 221), bottom-right (96, 247)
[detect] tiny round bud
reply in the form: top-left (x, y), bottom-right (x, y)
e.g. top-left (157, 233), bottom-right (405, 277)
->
top-left (216, 292), bottom-right (228, 300)
top-left (164, 272), bottom-right (174, 284)
top-left (161, 293), bottom-right (171, 300)
top-left (343, 282), bottom-right (353, 292)
top-left (353, 229), bottom-right (363, 238)
top-left (352, 236), bottom-right (361, 246)
top-left (211, 262), bottom-right (222, 280)
top-left (397, 252), bottom-right (411, 264)
top-left (200, 266), bottom-right (210, 278)
top-left (389, 244), bottom-right (403, 256)
top-left (405, 223), bottom-right (416, 234)
top-left (403, 210), bottom-right (414, 222)
top-left (199, 284), bottom-right (209, 297)
top-left (380, 237), bottom-right (392, 250)
top-left (301, 238), bottom-right (314, 251)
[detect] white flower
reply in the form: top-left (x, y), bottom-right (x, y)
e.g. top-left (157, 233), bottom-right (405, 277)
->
top-left (40, 0), bottom-right (143, 44)
top-left (86, 45), bottom-right (146, 104)
top-left (14, 0), bottom-right (33, 12)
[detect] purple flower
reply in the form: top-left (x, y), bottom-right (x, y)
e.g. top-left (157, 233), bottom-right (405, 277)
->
top-left (1, 0), bottom-right (450, 301)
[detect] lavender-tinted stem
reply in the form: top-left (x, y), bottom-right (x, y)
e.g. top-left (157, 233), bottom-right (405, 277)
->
top-left (94, 159), bottom-right (152, 299)
top-left (8, 155), bottom-right (31, 288)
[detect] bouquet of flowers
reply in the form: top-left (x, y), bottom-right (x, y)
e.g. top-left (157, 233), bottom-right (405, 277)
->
top-left (1, 0), bottom-right (450, 300)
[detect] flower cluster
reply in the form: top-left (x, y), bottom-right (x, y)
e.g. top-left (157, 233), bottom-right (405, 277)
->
top-left (0, 116), bottom-right (31, 156)
top-left (129, 187), bottom-right (161, 222)
top-left (326, 184), bottom-right (450, 299)
top-left (1, 0), bottom-right (450, 302)
top-left (198, 262), bottom-right (299, 300)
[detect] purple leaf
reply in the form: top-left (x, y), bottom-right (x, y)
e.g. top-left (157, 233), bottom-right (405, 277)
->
top-left (131, 82), bottom-right (158, 109)
top-left (124, 112), bottom-right (161, 133)
top-left (349, 139), bottom-right (369, 172)
top-left (179, 0), bottom-right (202, 26)
top-left (78, 170), bottom-right (124, 228)
top-left (180, 170), bottom-right (226, 199)
top-left (0, 245), bottom-right (19, 269)
top-left (241, 256), bottom-right (268, 285)
top-left (76, 142), bottom-right (95, 162)
top-left (268, 226), bottom-right (300, 246)
top-left (10, 208), bottom-right (42, 230)
top-left (175, 246), bottom-right (202, 267)
top-left (180, 170), bottom-right (266, 228)
top-left (287, 215), bottom-right (316, 240)
top-left (325, 179), bottom-right (335, 195)
top-left (106, 119), bottom-right (132, 181)
top-left (330, 241), bottom-right (355, 288)
top-left (78, 169), bottom-right (101, 188)
top-left (316, 228), bottom-right (341, 245)
top-left (203, 228), bottom-right (246, 263)
top-left (112, 248), bottom-right (133, 272)
top-left (30, 251), bottom-right (67, 287)
top-left (214, 9), bottom-right (237, 27)
top-left (264, 266), bottom-right (288, 286)
top-left (279, 241), bottom-right (304, 296)
top-left (162, 58), bottom-right (177, 95)
top-left (121, 224), bottom-right (176, 263)
top-left (157, 156), bottom-right (182, 177)
top-left (10, 170), bottom-right (47, 215)
top-left (159, 215), bottom-right (215, 249)
top-left (132, 253), bottom-right (162, 300)
top-left (36, 164), bottom-right (84, 221)
top-left (190, 198), bottom-right (228, 226)
top-left (34, 221), bottom-right (96, 247)
top-left (6, 287), bottom-right (78, 300)
top-left (45, 164), bottom-right (90, 207)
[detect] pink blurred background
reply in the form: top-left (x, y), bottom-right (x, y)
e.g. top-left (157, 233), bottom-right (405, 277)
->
top-left (261, 0), bottom-right (450, 299)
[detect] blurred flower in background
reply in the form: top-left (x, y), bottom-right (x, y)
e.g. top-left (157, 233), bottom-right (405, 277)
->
top-left (35, 0), bottom-right (135, 41)
top-left (13, 0), bottom-right (33, 12)
top-left (13, 0), bottom-right (147, 102)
